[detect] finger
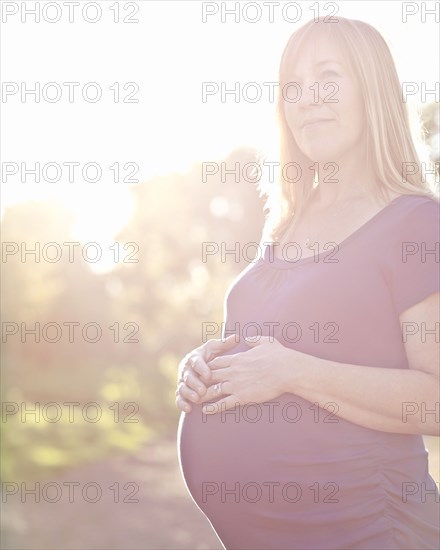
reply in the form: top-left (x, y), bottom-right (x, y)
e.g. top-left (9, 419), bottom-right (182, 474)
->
top-left (202, 395), bottom-right (239, 415)
top-left (176, 368), bottom-right (186, 386)
top-left (244, 335), bottom-right (277, 347)
top-left (176, 362), bottom-right (185, 384)
top-left (185, 371), bottom-right (207, 396)
top-left (188, 355), bottom-right (211, 381)
top-left (203, 378), bottom-right (231, 401)
top-left (205, 334), bottom-right (239, 360)
top-left (178, 382), bottom-right (202, 404)
top-left (175, 394), bottom-right (192, 413)
top-left (208, 367), bottom-right (230, 383)
top-left (208, 354), bottom-right (236, 369)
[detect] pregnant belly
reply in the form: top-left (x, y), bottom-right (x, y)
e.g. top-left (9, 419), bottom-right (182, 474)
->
top-left (177, 393), bottom-right (387, 515)
top-left (178, 394), bottom-right (439, 550)
top-left (177, 394), bottom-right (437, 549)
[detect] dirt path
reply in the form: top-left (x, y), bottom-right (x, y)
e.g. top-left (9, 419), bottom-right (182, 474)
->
top-left (1, 437), bottom-right (223, 550)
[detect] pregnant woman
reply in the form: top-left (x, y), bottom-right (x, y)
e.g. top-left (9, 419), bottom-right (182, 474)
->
top-left (176, 16), bottom-right (440, 550)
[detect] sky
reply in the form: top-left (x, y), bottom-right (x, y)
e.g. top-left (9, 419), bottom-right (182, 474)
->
top-left (1, 0), bottom-right (439, 269)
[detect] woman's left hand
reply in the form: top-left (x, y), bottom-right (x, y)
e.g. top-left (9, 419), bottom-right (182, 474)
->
top-left (201, 335), bottom-right (304, 414)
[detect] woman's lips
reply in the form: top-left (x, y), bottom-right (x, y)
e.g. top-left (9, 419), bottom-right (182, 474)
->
top-left (301, 119), bottom-right (335, 129)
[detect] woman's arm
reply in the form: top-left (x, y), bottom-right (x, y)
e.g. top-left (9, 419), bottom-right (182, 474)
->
top-left (280, 292), bottom-right (439, 434)
top-left (204, 292), bottom-right (440, 436)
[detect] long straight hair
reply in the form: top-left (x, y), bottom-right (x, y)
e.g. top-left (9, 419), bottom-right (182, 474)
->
top-left (259, 16), bottom-right (438, 243)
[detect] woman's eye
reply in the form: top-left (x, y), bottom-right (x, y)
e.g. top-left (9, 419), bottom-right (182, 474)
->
top-left (321, 70), bottom-right (339, 78)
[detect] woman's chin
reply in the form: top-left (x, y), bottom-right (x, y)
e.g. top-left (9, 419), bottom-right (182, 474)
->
top-left (304, 152), bottom-right (339, 164)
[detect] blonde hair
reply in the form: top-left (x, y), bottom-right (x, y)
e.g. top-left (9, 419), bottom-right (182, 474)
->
top-left (259, 16), bottom-right (439, 243)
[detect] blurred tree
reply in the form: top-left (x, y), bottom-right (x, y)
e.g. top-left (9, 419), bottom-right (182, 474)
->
top-left (0, 147), bottom-right (266, 480)
top-left (113, 146), bottom-right (265, 435)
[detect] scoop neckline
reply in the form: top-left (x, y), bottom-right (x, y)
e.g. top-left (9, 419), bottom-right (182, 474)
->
top-left (263, 194), bottom-right (414, 269)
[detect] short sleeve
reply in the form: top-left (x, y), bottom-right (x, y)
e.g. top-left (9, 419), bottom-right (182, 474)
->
top-left (387, 198), bottom-right (440, 316)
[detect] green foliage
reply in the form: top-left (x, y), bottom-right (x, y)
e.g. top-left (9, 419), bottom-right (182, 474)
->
top-left (1, 147), bottom-right (265, 482)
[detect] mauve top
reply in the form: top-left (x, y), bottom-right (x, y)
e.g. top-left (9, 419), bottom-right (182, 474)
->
top-left (177, 194), bottom-right (440, 550)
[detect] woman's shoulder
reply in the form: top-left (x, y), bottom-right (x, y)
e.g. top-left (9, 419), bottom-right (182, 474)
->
top-left (381, 193), bottom-right (439, 256)
top-left (387, 192), bottom-right (439, 222)
top-left (391, 191), bottom-right (439, 205)
top-left (380, 192), bottom-right (439, 317)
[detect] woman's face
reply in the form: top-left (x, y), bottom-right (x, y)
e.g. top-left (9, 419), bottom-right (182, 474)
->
top-left (283, 35), bottom-right (366, 164)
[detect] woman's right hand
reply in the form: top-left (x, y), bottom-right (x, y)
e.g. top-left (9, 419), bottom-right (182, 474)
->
top-left (175, 335), bottom-right (238, 413)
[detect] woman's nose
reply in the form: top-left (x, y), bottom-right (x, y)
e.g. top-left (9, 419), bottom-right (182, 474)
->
top-left (297, 79), bottom-right (324, 106)
top-left (283, 78), bottom-right (324, 107)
